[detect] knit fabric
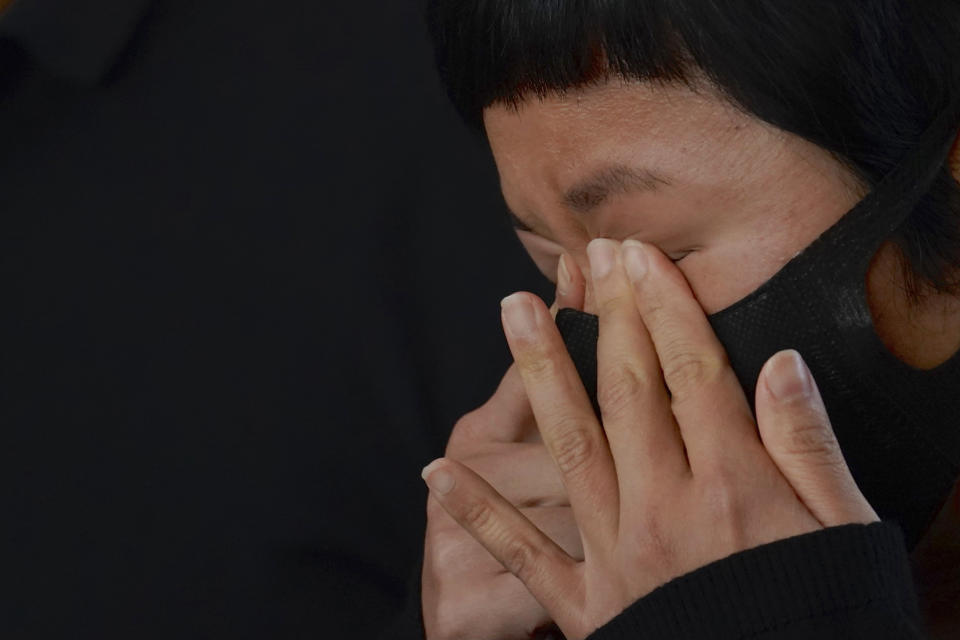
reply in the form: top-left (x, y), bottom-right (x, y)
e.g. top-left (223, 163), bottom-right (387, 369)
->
top-left (587, 522), bottom-right (926, 640)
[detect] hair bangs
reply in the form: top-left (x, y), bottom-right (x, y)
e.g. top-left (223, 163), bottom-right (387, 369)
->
top-left (428, 0), bottom-right (693, 131)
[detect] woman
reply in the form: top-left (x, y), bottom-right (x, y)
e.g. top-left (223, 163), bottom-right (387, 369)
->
top-left (418, 1), bottom-right (960, 639)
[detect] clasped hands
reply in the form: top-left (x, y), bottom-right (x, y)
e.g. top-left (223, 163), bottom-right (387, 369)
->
top-left (422, 239), bottom-right (878, 640)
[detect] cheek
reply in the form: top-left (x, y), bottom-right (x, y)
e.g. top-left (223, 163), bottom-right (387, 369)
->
top-left (680, 239), bottom-right (804, 314)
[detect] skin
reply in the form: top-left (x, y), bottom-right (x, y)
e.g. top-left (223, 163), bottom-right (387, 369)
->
top-left (422, 359), bottom-right (581, 639)
top-left (422, 77), bottom-right (960, 638)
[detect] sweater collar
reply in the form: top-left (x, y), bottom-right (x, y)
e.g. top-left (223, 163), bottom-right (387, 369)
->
top-left (0, 0), bottom-right (152, 85)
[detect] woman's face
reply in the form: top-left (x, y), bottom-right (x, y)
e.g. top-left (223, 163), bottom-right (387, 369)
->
top-left (484, 78), bottom-right (865, 315)
top-left (485, 77), bottom-right (960, 572)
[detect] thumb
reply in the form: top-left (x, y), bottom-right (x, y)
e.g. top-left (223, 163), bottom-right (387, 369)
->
top-left (756, 349), bottom-right (878, 527)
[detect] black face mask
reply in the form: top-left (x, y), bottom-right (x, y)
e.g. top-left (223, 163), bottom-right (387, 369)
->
top-left (555, 104), bottom-right (960, 550)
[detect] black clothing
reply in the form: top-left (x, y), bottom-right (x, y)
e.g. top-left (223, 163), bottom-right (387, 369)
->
top-left (1, 0), bottom-right (551, 637)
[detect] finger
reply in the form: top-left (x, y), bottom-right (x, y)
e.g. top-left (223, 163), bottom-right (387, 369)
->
top-left (446, 363), bottom-right (535, 456)
top-left (527, 505), bottom-right (583, 560)
top-left (756, 350), bottom-right (878, 526)
top-left (501, 291), bottom-right (620, 547)
top-left (586, 239), bottom-right (688, 490)
top-left (622, 240), bottom-right (758, 469)
top-left (467, 443), bottom-right (568, 507)
top-left (422, 458), bottom-right (579, 620)
top-left (546, 255), bottom-right (586, 447)
top-left (427, 505), bottom-right (584, 578)
top-left (550, 253), bottom-right (586, 320)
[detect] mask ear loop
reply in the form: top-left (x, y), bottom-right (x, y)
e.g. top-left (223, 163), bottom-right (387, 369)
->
top-left (839, 100), bottom-right (960, 291)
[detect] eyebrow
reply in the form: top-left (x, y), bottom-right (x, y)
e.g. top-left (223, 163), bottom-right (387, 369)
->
top-left (562, 164), bottom-right (672, 214)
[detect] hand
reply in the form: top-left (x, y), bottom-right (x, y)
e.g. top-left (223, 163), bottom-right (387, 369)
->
top-left (422, 239), bottom-right (879, 640)
top-left (422, 256), bottom-right (588, 639)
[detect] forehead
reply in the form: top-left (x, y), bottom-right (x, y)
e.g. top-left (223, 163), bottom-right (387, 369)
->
top-left (485, 79), bottom-right (719, 131)
top-left (482, 79), bottom-right (769, 198)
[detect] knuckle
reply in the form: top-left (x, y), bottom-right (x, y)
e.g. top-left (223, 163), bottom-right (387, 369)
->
top-left (550, 421), bottom-right (596, 478)
top-left (633, 512), bottom-right (678, 574)
top-left (461, 499), bottom-right (496, 534)
top-left (664, 346), bottom-right (725, 398)
top-left (447, 411), bottom-right (484, 451)
top-left (698, 474), bottom-right (748, 538)
top-left (598, 292), bottom-right (630, 317)
top-left (640, 290), bottom-right (668, 319)
top-left (502, 538), bottom-right (535, 581)
top-left (702, 469), bottom-right (737, 509)
top-left (781, 417), bottom-right (841, 461)
top-left (598, 365), bottom-right (645, 420)
top-left (516, 345), bottom-right (560, 381)
top-left (453, 410), bottom-right (480, 432)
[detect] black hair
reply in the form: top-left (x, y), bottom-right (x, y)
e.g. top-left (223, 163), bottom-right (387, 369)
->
top-left (427, 0), bottom-right (960, 297)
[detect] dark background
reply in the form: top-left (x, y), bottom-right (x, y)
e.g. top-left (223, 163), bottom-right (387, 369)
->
top-left (1, 0), bottom-right (552, 637)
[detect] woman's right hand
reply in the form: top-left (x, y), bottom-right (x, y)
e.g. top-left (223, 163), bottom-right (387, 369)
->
top-left (421, 255), bottom-right (586, 639)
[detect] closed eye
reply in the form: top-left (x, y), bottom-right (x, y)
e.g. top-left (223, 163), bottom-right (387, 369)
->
top-left (513, 225), bottom-right (692, 264)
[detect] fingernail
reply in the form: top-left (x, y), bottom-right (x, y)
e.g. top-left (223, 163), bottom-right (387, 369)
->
top-left (622, 240), bottom-right (648, 281)
top-left (557, 254), bottom-right (571, 296)
top-left (765, 350), bottom-right (814, 401)
top-left (421, 460), bottom-right (455, 495)
top-left (587, 238), bottom-right (617, 281)
top-left (501, 293), bottom-right (539, 339)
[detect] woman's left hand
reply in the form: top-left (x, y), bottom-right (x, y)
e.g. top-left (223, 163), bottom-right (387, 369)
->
top-left (421, 238), bottom-right (879, 640)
